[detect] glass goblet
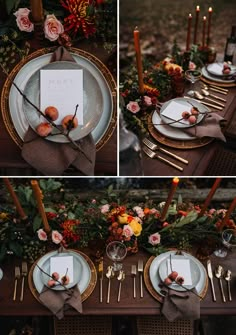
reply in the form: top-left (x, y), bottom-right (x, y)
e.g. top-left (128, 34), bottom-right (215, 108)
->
top-left (214, 229), bottom-right (236, 258)
top-left (106, 241), bottom-right (127, 271)
top-left (185, 69), bottom-right (202, 97)
top-left (0, 268), bottom-right (3, 280)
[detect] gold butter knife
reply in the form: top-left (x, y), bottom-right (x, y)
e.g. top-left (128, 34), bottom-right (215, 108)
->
top-left (13, 266), bottom-right (21, 301)
top-left (138, 260), bottom-right (144, 298)
top-left (20, 262), bottom-right (28, 302)
top-left (98, 259), bottom-right (103, 303)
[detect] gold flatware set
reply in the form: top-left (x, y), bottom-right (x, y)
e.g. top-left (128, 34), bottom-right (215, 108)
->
top-left (13, 262), bottom-right (28, 302)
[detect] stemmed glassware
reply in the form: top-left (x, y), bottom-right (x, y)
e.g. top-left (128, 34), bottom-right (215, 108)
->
top-left (214, 229), bottom-right (236, 258)
top-left (0, 267), bottom-right (3, 281)
top-left (185, 69), bottom-right (202, 96)
top-left (106, 241), bottom-right (127, 271)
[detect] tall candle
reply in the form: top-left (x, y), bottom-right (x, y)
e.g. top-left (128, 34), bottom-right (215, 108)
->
top-left (193, 5), bottom-right (200, 44)
top-left (160, 177), bottom-right (179, 221)
top-left (202, 16), bottom-right (207, 47)
top-left (3, 178), bottom-right (27, 219)
top-left (133, 27), bottom-right (144, 95)
top-left (207, 7), bottom-right (213, 46)
top-left (220, 197), bottom-right (236, 229)
top-left (186, 13), bottom-right (192, 51)
top-left (31, 180), bottom-right (50, 233)
top-left (30, 0), bottom-right (44, 22)
top-left (199, 178), bottom-right (222, 216)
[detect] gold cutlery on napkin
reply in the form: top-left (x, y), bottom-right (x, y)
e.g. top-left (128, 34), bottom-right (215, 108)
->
top-left (224, 270), bottom-right (232, 302)
top-left (98, 259), bottom-right (104, 303)
top-left (106, 266), bottom-right (114, 304)
top-left (131, 265), bottom-right (137, 298)
top-left (117, 270), bottom-right (125, 302)
top-left (215, 265), bottom-right (226, 302)
top-left (207, 260), bottom-right (216, 302)
top-left (138, 260), bottom-right (144, 298)
top-left (20, 262), bottom-right (28, 302)
top-left (13, 266), bottom-right (21, 301)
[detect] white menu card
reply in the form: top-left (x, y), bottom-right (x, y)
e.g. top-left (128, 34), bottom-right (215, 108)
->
top-left (50, 256), bottom-right (74, 284)
top-left (161, 101), bottom-right (191, 125)
top-left (167, 259), bottom-right (192, 285)
top-left (40, 69), bottom-right (83, 125)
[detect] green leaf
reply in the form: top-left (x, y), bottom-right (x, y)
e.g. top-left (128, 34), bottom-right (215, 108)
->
top-left (68, 211), bottom-right (75, 219)
top-left (107, 184), bottom-right (114, 194)
top-left (174, 211), bottom-right (199, 227)
top-left (9, 241), bottom-right (23, 257)
top-left (5, 0), bottom-right (20, 15)
top-left (45, 207), bottom-right (57, 213)
top-left (33, 215), bottom-right (42, 232)
top-left (39, 179), bottom-right (47, 191)
top-left (0, 243), bottom-right (7, 263)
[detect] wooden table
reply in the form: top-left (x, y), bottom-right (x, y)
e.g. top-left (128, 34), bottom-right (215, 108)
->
top-left (0, 250), bottom-right (235, 317)
top-left (142, 85), bottom-right (236, 176)
top-left (0, 40), bottom-right (117, 176)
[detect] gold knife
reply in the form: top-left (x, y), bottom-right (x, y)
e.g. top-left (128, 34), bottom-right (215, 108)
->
top-left (207, 260), bottom-right (216, 302)
top-left (13, 266), bottom-right (21, 301)
top-left (98, 259), bottom-right (103, 303)
top-left (138, 260), bottom-right (144, 298)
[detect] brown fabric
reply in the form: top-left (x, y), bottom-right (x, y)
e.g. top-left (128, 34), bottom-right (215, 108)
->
top-left (184, 113), bottom-right (226, 142)
top-left (22, 46), bottom-right (96, 176)
top-left (161, 287), bottom-right (200, 322)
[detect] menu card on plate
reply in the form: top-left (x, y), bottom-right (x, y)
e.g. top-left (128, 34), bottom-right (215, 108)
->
top-left (50, 256), bottom-right (74, 284)
top-left (167, 259), bottom-right (192, 285)
top-left (40, 69), bottom-right (83, 125)
top-left (161, 101), bottom-right (190, 125)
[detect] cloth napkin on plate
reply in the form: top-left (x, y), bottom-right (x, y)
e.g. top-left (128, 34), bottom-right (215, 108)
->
top-left (184, 113), bottom-right (226, 142)
top-left (22, 46), bottom-right (96, 176)
top-left (39, 246), bottom-right (82, 319)
top-left (161, 286), bottom-right (200, 322)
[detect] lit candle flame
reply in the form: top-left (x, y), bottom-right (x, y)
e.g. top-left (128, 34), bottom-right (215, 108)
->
top-left (196, 5), bottom-right (200, 11)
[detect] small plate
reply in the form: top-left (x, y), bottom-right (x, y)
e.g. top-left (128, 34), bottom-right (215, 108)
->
top-left (206, 62), bottom-right (236, 78)
top-left (160, 98), bottom-right (206, 129)
top-left (158, 254), bottom-right (201, 291)
top-left (40, 253), bottom-right (83, 291)
top-left (202, 66), bottom-right (235, 84)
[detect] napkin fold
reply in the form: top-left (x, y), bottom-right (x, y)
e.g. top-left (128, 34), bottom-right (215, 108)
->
top-left (184, 113), bottom-right (226, 142)
top-left (22, 46), bottom-right (96, 176)
top-left (161, 287), bottom-right (200, 322)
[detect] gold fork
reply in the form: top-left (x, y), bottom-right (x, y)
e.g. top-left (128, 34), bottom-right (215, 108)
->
top-left (13, 266), bottom-right (21, 301)
top-left (20, 262), bottom-right (28, 302)
top-left (143, 138), bottom-right (188, 164)
top-left (143, 146), bottom-right (183, 171)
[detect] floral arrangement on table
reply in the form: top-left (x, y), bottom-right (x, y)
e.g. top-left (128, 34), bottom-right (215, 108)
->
top-left (0, 178), bottom-right (236, 264)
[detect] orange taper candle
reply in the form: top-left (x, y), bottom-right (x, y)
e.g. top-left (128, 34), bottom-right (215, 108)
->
top-left (207, 7), bottom-right (212, 46)
top-left (30, 0), bottom-right (44, 22)
top-left (134, 27), bottom-right (144, 95)
top-left (220, 197), bottom-right (236, 230)
top-left (31, 180), bottom-right (50, 233)
top-left (3, 178), bottom-right (27, 219)
top-left (199, 178), bottom-right (222, 216)
top-left (186, 13), bottom-right (192, 51)
top-left (160, 177), bottom-right (179, 221)
top-left (193, 5), bottom-right (200, 44)
top-left (202, 16), bottom-right (207, 47)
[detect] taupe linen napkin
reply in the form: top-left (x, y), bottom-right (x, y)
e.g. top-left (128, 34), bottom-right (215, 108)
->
top-left (161, 287), bottom-right (200, 322)
top-left (184, 113), bottom-right (226, 142)
top-left (22, 46), bottom-right (96, 176)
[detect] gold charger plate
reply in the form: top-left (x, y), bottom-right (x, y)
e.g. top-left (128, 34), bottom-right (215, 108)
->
top-left (144, 255), bottom-right (208, 303)
top-left (148, 112), bottom-right (214, 149)
top-left (28, 249), bottom-right (97, 303)
top-left (201, 76), bottom-right (236, 88)
top-left (1, 47), bottom-right (117, 151)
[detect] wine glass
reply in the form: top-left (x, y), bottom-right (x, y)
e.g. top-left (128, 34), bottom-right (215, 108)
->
top-left (214, 229), bottom-right (236, 258)
top-left (106, 241), bottom-right (127, 271)
top-left (185, 69), bottom-right (202, 97)
top-left (0, 268), bottom-right (3, 280)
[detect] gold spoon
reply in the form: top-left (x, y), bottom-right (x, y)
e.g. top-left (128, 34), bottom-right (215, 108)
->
top-left (106, 266), bottom-right (114, 304)
top-left (224, 270), bottom-right (232, 301)
top-left (117, 270), bottom-right (125, 302)
top-left (215, 265), bottom-right (226, 302)
top-left (201, 88), bottom-right (226, 102)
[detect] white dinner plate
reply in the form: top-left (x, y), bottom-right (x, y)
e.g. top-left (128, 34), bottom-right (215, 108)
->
top-left (202, 66), bottom-right (235, 84)
top-left (206, 62), bottom-right (236, 78)
top-left (23, 61), bottom-right (103, 143)
top-left (160, 98), bottom-right (206, 129)
top-left (40, 252), bottom-right (83, 291)
top-left (149, 251), bottom-right (207, 297)
top-left (158, 253), bottom-right (201, 291)
top-left (8, 52), bottom-right (113, 145)
top-left (33, 250), bottom-right (91, 294)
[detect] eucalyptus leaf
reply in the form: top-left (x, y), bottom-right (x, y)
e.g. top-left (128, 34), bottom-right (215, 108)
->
top-left (174, 211), bottom-right (199, 227)
top-left (5, 0), bottom-right (20, 15)
top-left (33, 215), bottom-right (42, 232)
top-left (68, 211), bottom-right (75, 219)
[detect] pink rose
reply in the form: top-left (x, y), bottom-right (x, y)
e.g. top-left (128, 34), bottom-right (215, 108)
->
top-left (122, 224), bottom-right (134, 238)
top-left (144, 95), bottom-right (152, 106)
top-left (148, 232), bottom-right (161, 245)
top-left (44, 14), bottom-right (64, 42)
top-left (14, 8), bottom-right (34, 33)
top-left (37, 228), bottom-right (47, 241)
top-left (91, 199), bottom-right (96, 204)
top-left (189, 61), bottom-right (196, 70)
top-left (101, 204), bottom-right (110, 214)
top-left (52, 230), bottom-right (63, 244)
top-left (126, 101), bottom-right (140, 114)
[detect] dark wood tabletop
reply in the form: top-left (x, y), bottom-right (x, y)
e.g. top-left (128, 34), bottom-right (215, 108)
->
top-left (0, 39), bottom-right (117, 176)
top-left (0, 250), bottom-right (235, 317)
top-left (142, 85), bottom-right (236, 176)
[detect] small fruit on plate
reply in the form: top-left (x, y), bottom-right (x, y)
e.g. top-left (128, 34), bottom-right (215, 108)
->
top-left (175, 276), bottom-right (184, 285)
top-left (164, 277), bottom-right (173, 286)
top-left (188, 115), bottom-right (197, 124)
top-left (36, 122), bottom-right (53, 137)
top-left (44, 106), bottom-right (59, 121)
top-left (223, 68), bottom-right (231, 75)
top-left (61, 275), bottom-right (70, 285)
top-left (47, 279), bottom-right (56, 287)
top-left (52, 272), bottom-right (60, 281)
top-left (61, 115), bottom-right (78, 131)
top-left (191, 107), bottom-right (199, 115)
top-left (168, 271), bottom-right (178, 281)
top-left (182, 111), bottom-right (190, 119)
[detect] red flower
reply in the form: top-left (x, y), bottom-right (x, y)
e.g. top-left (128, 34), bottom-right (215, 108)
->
top-left (47, 212), bottom-right (57, 220)
top-left (61, 0), bottom-right (96, 38)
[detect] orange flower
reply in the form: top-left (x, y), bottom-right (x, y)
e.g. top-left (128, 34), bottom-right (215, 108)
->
top-left (144, 208), bottom-right (150, 215)
top-left (143, 84), bottom-right (160, 97)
